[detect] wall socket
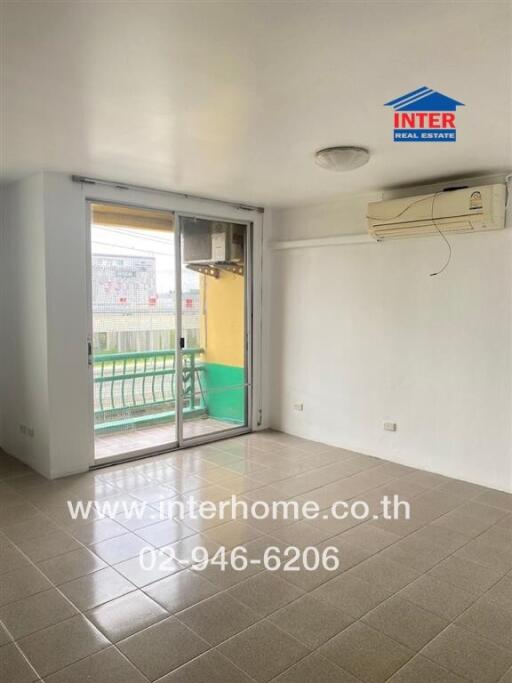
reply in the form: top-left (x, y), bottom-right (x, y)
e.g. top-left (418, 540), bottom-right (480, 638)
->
top-left (293, 402), bottom-right (304, 412)
top-left (383, 422), bottom-right (397, 432)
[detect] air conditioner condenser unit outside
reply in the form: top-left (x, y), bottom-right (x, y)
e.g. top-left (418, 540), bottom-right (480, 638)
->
top-left (182, 218), bottom-right (244, 265)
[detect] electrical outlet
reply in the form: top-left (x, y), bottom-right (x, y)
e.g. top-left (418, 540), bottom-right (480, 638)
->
top-left (19, 424), bottom-right (27, 435)
top-left (293, 402), bottom-right (304, 412)
top-left (27, 428), bottom-right (34, 438)
top-left (384, 422), bottom-right (397, 432)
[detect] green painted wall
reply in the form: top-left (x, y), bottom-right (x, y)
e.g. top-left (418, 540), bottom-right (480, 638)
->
top-left (204, 363), bottom-right (245, 424)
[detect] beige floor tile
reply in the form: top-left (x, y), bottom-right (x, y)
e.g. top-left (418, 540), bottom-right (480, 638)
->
top-left (475, 490), bottom-right (512, 512)
top-left (2, 514), bottom-right (61, 544)
top-left (203, 520), bottom-right (262, 549)
top-left (456, 596), bottom-right (512, 650)
top-left (196, 539), bottom-right (267, 589)
top-left (0, 643), bottom-right (39, 683)
top-left (202, 451), bottom-right (245, 468)
top-left (422, 624), bottom-right (512, 683)
top-left (87, 590), bottom-right (168, 641)
top-left (308, 512), bottom-right (363, 537)
top-left (280, 538), bottom-right (369, 592)
top-left (0, 623), bottom-right (11, 647)
top-left (118, 616), bottom-right (208, 681)
top-left (398, 573), bottom-right (476, 620)
top-left (497, 513), bottom-right (512, 529)
top-left (44, 646), bottom-right (147, 683)
top-left (130, 483), bottom-right (177, 504)
top-left (0, 543), bottom-right (30, 575)
top-left (218, 620), bottom-right (310, 682)
top-left (362, 595), bottom-right (448, 651)
top-left (483, 524), bottom-right (512, 545)
top-left (177, 592), bottom-right (259, 645)
top-left (60, 566), bottom-right (135, 610)
top-left (341, 523), bottom-right (401, 554)
top-left (458, 501), bottom-right (509, 524)
top-left (348, 554), bottom-right (420, 593)
top-left (428, 555), bottom-right (506, 595)
top-left (135, 519), bottom-right (195, 547)
top-left (271, 653), bottom-right (361, 682)
top-left (485, 573), bottom-right (512, 610)
top-left (160, 532), bottom-right (220, 566)
top-left (114, 503), bottom-right (166, 531)
top-left (0, 501), bottom-right (40, 529)
top-left (17, 530), bottom-right (82, 563)
top-left (500, 668), bottom-right (512, 683)
top-left (408, 524), bottom-right (469, 553)
top-left (269, 520), bottom-right (333, 548)
top-left (401, 471), bottom-right (448, 489)
top-left (0, 588), bottom-right (77, 640)
top-left (4, 432), bottom-right (512, 683)
top-left (38, 547), bottom-right (106, 585)
top-left (269, 594), bottom-right (353, 648)
top-left (313, 573), bottom-right (393, 618)
top-left (114, 549), bottom-right (183, 587)
top-left (436, 479), bottom-right (488, 499)
top-left (454, 535), bottom-right (512, 572)
top-left (17, 614), bottom-right (109, 678)
top-left (433, 509), bottom-right (496, 538)
top-left (143, 568), bottom-right (219, 613)
top-left (71, 518), bottom-right (127, 545)
top-left (228, 571), bottom-right (303, 616)
top-left (91, 532), bottom-right (153, 564)
top-left (0, 565), bottom-right (51, 607)
top-left (379, 534), bottom-right (453, 572)
top-left (319, 621), bottom-right (413, 683)
top-left (156, 649), bottom-right (254, 682)
top-left (386, 654), bottom-right (469, 682)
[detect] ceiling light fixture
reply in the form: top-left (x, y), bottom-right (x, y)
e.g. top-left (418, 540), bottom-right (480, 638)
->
top-left (315, 146), bottom-right (370, 172)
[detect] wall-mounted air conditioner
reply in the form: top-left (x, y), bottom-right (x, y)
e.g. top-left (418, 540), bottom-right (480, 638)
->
top-left (182, 218), bottom-right (244, 264)
top-left (367, 184), bottom-right (506, 240)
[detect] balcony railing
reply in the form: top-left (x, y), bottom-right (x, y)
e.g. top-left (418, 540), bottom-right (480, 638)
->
top-left (93, 348), bottom-right (206, 432)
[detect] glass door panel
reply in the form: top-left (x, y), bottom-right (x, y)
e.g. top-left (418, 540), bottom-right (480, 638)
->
top-left (178, 216), bottom-right (249, 442)
top-left (90, 203), bottom-right (178, 461)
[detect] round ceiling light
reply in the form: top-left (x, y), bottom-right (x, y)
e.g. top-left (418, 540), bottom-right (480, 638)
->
top-left (314, 146), bottom-right (370, 172)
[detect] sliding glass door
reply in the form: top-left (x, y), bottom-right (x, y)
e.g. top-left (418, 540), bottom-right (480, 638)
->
top-left (89, 203), bottom-right (250, 462)
top-left (178, 216), bottom-right (250, 443)
top-left (89, 203), bottom-right (179, 461)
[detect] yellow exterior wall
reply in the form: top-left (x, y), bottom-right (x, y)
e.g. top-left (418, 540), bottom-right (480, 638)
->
top-left (200, 271), bottom-right (244, 367)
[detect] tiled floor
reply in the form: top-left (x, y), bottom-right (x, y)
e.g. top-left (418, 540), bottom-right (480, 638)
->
top-left (95, 418), bottom-right (239, 460)
top-left (1, 430), bottom-right (512, 682)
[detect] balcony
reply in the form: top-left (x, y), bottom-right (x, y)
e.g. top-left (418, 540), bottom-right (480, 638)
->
top-left (93, 348), bottom-right (244, 459)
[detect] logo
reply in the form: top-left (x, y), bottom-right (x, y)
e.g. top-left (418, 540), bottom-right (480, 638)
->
top-left (469, 191), bottom-right (482, 210)
top-left (385, 87), bottom-right (464, 142)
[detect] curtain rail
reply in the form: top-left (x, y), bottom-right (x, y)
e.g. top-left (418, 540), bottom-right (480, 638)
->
top-left (71, 175), bottom-right (264, 213)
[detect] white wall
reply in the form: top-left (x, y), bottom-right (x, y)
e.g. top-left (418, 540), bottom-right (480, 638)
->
top-left (0, 174), bottom-right (52, 477)
top-left (43, 174), bottom-right (94, 478)
top-left (270, 192), bottom-right (512, 492)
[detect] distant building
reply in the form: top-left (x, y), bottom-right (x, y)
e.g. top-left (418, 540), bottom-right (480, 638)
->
top-left (92, 254), bottom-right (201, 353)
top-left (92, 254), bottom-right (157, 310)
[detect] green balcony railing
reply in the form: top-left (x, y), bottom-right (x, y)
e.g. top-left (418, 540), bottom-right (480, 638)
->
top-left (93, 348), bottom-right (206, 433)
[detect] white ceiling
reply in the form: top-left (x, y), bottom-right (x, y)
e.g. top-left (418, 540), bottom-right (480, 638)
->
top-left (1, 1), bottom-right (511, 208)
